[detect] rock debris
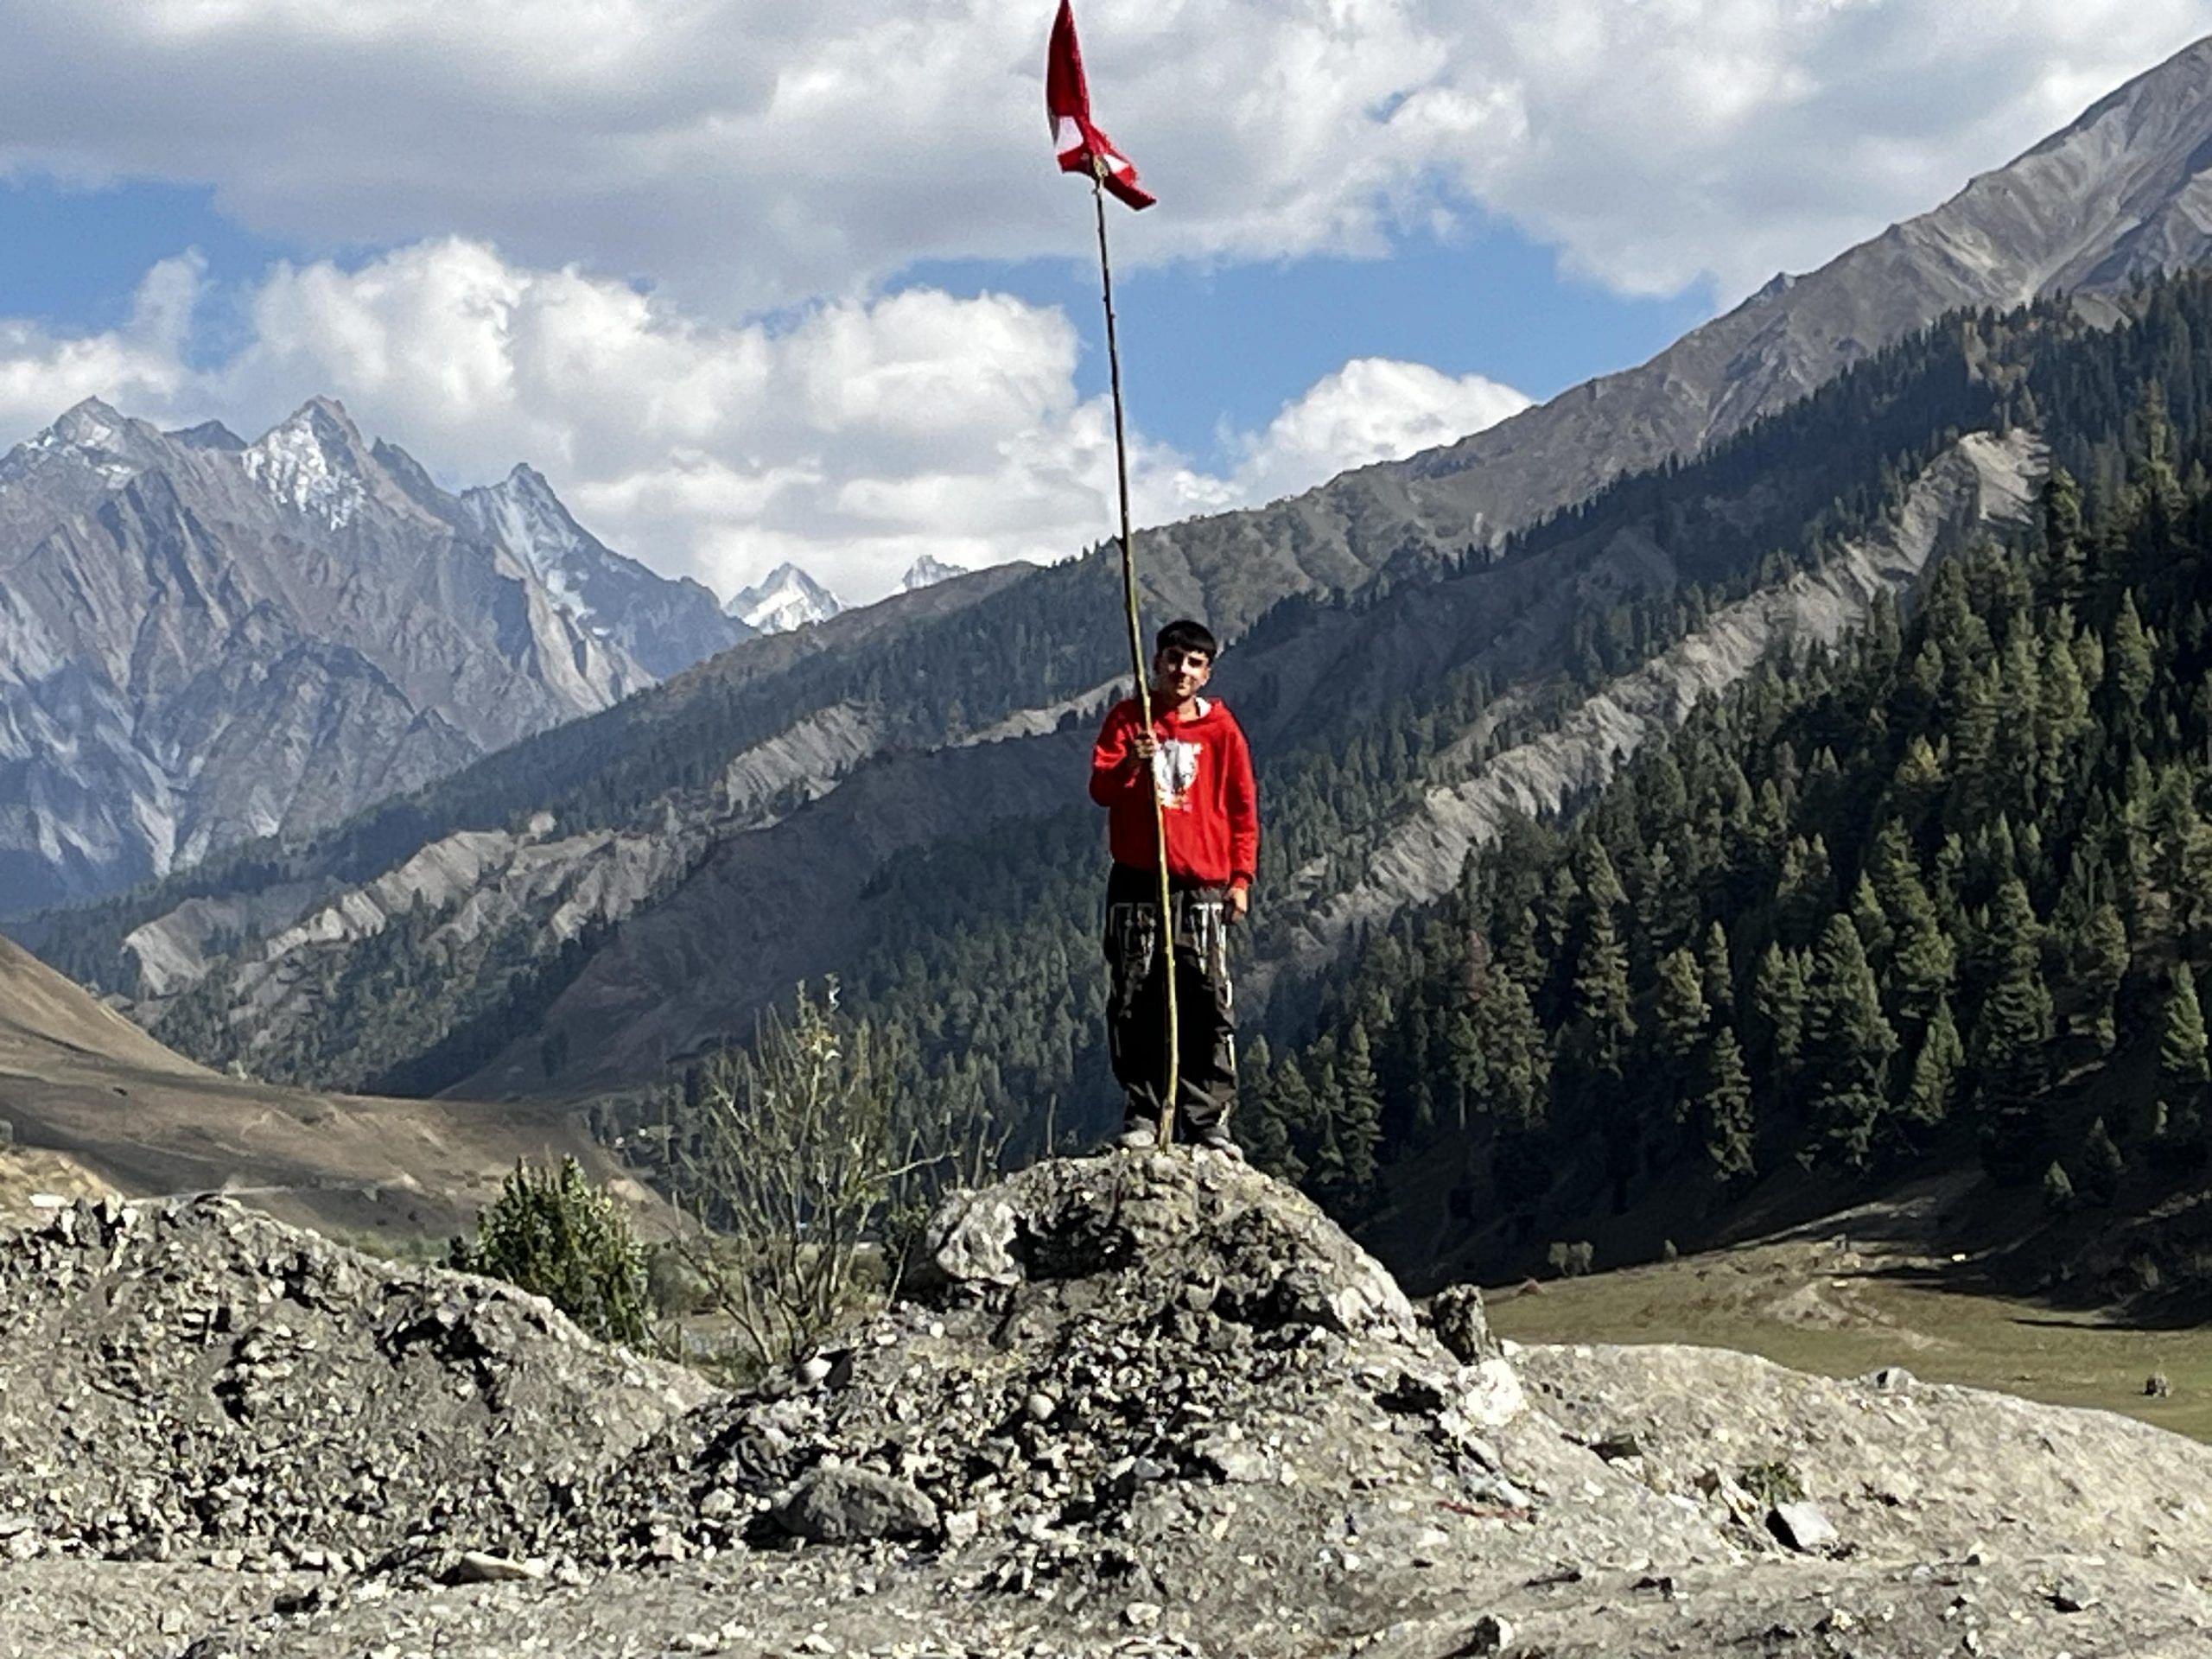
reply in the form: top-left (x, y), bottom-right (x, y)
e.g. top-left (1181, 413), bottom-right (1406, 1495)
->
top-left (3, 1157), bottom-right (2212, 1656)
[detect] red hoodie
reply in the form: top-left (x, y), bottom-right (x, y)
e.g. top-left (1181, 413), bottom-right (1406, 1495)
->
top-left (1089, 695), bottom-right (1259, 889)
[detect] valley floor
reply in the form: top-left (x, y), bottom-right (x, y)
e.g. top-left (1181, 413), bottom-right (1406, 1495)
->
top-left (1489, 1219), bottom-right (2212, 1442)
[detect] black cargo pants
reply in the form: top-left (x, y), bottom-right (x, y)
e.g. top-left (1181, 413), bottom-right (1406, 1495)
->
top-left (1103, 861), bottom-right (1236, 1137)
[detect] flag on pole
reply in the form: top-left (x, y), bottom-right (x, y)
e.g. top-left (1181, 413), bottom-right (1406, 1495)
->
top-left (1046, 0), bottom-right (1155, 211)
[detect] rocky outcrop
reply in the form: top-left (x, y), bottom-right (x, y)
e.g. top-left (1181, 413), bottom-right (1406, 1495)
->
top-left (9, 1155), bottom-right (2212, 1656)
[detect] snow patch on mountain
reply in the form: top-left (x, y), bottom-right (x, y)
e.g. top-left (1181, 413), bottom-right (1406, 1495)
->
top-left (45, 402), bottom-right (129, 456)
top-left (241, 400), bottom-right (368, 531)
top-left (727, 563), bottom-right (842, 633)
top-left (2, 399), bottom-right (161, 494)
top-left (899, 555), bottom-right (967, 594)
top-left (464, 465), bottom-right (601, 629)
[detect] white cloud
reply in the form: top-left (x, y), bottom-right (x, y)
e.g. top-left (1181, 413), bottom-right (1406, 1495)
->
top-left (1440, 0), bottom-right (2212, 300)
top-left (0, 256), bottom-right (204, 439)
top-left (0, 2), bottom-right (2203, 307)
top-left (3, 5), bottom-right (2206, 605)
top-left (0, 238), bottom-right (1529, 603)
top-left (1226, 359), bottom-right (1529, 505)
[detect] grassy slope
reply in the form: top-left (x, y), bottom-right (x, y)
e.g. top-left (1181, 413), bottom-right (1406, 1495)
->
top-left (1489, 1187), bottom-right (2212, 1443)
top-left (0, 932), bottom-right (649, 1244)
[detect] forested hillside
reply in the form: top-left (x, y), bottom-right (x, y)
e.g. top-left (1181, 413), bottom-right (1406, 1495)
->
top-left (1249, 328), bottom-right (2212, 1285)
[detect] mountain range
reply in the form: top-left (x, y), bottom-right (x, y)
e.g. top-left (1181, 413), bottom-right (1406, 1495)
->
top-left (17, 35), bottom-right (2212, 1254)
top-left (723, 556), bottom-right (966, 637)
top-left (0, 398), bottom-right (754, 913)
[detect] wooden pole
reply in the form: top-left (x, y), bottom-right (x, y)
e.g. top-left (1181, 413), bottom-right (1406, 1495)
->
top-left (1092, 165), bottom-right (1180, 1147)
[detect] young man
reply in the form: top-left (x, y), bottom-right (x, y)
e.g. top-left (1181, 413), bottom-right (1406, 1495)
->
top-left (1088, 618), bottom-right (1259, 1156)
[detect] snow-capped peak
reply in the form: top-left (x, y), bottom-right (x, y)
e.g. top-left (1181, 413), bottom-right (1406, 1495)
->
top-left (726, 563), bottom-right (843, 634)
top-left (242, 398), bottom-right (372, 530)
top-left (45, 397), bottom-right (130, 453)
top-left (3, 398), bottom-right (161, 492)
top-left (899, 555), bottom-right (968, 594)
top-left (459, 465), bottom-right (596, 624)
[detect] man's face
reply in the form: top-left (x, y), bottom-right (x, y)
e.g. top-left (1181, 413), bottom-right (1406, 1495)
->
top-left (1153, 645), bottom-right (1213, 702)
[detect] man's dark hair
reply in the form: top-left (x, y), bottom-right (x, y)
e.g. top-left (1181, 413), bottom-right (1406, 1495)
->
top-left (1155, 618), bottom-right (1218, 658)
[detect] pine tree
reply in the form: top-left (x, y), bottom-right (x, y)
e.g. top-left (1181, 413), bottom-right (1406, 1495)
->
top-left (1802, 914), bottom-right (1899, 1170)
top-left (1893, 734), bottom-right (1948, 823)
top-left (1871, 822), bottom-right (1955, 1026)
top-left (1974, 879), bottom-right (2054, 1094)
top-left (2080, 1116), bottom-right (2125, 1206)
top-left (1777, 834), bottom-right (1834, 945)
top-left (1306, 1060), bottom-right (1347, 1197)
top-left (2159, 961), bottom-right (2209, 1147)
top-left (1699, 1027), bottom-right (1756, 1184)
top-left (1573, 906), bottom-right (1637, 1080)
top-left (1902, 998), bottom-right (1963, 1128)
top-left (2075, 902), bottom-right (2130, 1053)
top-left (2043, 466), bottom-right (2087, 605)
top-left (1444, 1008), bottom-right (1485, 1129)
top-left (1269, 1059), bottom-right (1321, 1182)
top-left (1240, 1039), bottom-right (1300, 1180)
top-left (1974, 878), bottom-right (2056, 1179)
top-left (2034, 612), bottom-right (2091, 798)
top-left (1751, 944), bottom-right (1808, 1081)
top-left (1475, 968), bottom-right (1551, 1128)
top-left (1579, 840), bottom-right (1628, 913)
top-left (1334, 1023), bottom-right (1384, 1204)
top-left (1849, 873), bottom-right (1892, 968)
top-left (1700, 921), bottom-right (1735, 1022)
top-left (2107, 591), bottom-right (2155, 718)
top-left (1653, 946), bottom-right (1710, 1070)
top-left (2041, 1160), bottom-right (2076, 1213)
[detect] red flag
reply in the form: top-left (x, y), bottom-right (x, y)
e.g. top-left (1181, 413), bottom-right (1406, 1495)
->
top-left (1046, 0), bottom-right (1155, 211)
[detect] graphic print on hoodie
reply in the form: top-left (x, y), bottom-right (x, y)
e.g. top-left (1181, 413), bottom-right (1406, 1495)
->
top-left (1154, 734), bottom-right (1200, 808)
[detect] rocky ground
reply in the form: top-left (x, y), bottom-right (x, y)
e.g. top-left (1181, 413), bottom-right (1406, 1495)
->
top-left (4, 1154), bottom-right (2212, 1657)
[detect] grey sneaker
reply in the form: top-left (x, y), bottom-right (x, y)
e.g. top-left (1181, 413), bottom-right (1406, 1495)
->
top-left (1116, 1125), bottom-right (1160, 1151)
top-left (1197, 1127), bottom-right (1244, 1160)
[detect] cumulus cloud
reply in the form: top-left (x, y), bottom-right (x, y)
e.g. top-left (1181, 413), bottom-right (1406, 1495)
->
top-left (0, 256), bottom-right (204, 439)
top-left (3, 6), bottom-right (2205, 604)
top-left (0, 238), bottom-right (1528, 603)
top-left (0, 2), bottom-right (2203, 306)
top-left (1225, 359), bottom-right (1529, 506)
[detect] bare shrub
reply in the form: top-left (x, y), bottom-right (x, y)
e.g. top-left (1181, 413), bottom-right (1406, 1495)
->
top-left (669, 982), bottom-right (1003, 1372)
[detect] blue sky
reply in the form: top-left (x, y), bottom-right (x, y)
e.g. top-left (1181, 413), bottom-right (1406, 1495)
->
top-left (0, 171), bottom-right (1707, 472)
top-left (910, 226), bottom-right (1712, 461)
top-left (0, 2), bottom-right (2204, 602)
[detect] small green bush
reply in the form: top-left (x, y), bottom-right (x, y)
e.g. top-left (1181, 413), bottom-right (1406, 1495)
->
top-left (1738, 1458), bottom-right (1806, 1507)
top-left (450, 1156), bottom-right (650, 1346)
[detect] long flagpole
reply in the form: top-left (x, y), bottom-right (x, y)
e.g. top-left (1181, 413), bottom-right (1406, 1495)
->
top-left (1091, 162), bottom-right (1181, 1147)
